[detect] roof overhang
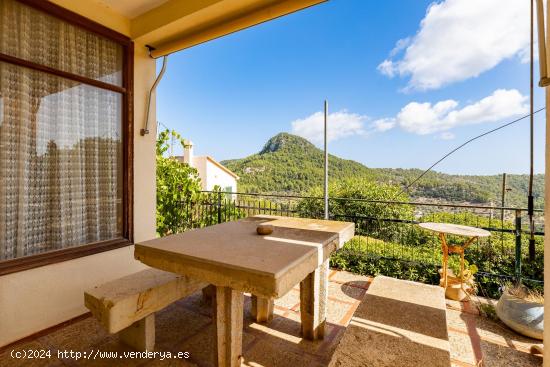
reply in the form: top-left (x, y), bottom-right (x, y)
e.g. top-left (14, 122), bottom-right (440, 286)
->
top-left (131, 0), bottom-right (327, 57)
top-left (50, 0), bottom-right (326, 57)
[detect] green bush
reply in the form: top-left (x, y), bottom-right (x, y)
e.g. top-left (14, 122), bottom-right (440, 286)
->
top-left (297, 178), bottom-right (413, 242)
top-left (330, 238), bottom-right (439, 285)
top-left (330, 227), bottom-right (543, 299)
top-left (156, 130), bottom-right (202, 236)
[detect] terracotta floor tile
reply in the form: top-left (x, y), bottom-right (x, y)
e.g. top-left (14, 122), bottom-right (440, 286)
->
top-left (325, 299), bottom-right (354, 326)
top-left (448, 329), bottom-right (479, 366)
top-left (246, 311), bottom-right (344, 358)
top-left (76, 338), bottom-right (147, 367)
top-left (273, 289), bottom-right (300, 311)
top-left (144, 357), bottom-right (198, 366)
top-left (155, 303), bottom-right (212, 350)
top-left (242, 339), bottom-right (325, 367)
top-left (446, 308), bottom-right (471, 333)
top-left (480, 339), bottom-right (542, 367)
top-left (2, 271), bottom-right (541, 367)
top-left (177, 325), bottom-right (256, 367)
top-left (474, 315), bottom-right (541, 354)
top-left (38, 317), bottom-right (111, 352)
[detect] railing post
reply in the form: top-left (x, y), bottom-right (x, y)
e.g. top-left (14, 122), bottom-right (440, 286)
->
top-left (514, 209), bottom-right (522, 284)
top-left (217, 191), bottom-right (222, 224)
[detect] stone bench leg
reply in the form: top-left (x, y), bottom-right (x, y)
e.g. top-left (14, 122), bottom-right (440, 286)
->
top-left (119, 314), bottom-right (155, 351)
top-left (300, 259), bottom-right (329, 340)
top-left (251, 295), bottom-right (274, 323)
top-left (214, 286), bottom-right (244, 367)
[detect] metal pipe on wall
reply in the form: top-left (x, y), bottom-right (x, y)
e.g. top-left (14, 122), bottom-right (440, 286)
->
top-left (141, 55), bottom-right (168, 136)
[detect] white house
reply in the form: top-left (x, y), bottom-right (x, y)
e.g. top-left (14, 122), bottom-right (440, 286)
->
top-left (176, 141), bottom-right (239, 195)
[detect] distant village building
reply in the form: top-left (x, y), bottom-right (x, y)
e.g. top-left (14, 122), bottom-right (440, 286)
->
top-left (175, 141), bottom-right (239, 196)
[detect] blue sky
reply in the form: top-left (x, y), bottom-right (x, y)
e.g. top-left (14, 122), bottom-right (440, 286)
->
top-left (157, 0), bottom-right (545, 175)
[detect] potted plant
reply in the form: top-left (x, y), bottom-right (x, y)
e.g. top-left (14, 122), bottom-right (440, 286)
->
top-left (438, 257), bottom-right (478, 301)
top-left (496, 283), bottom-right (543, 340)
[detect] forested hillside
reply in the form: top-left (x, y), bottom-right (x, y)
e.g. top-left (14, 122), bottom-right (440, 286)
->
top-left (221, 133), bottom-right (544, 208)
top-left (222, 133), bottom-right (375, 193)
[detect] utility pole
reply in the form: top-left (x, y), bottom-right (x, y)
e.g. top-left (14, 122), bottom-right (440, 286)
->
top-left (324, 100), bottom-right (329, 220)
top-left (501, 173), bottom-right (507, 223)
top-left (170, 132), bottom-right (175, 157)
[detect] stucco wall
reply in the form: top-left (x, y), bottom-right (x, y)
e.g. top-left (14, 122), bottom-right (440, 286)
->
top-left (205, 160), bottom-right (237, 192)
top-left (0, 6), bottom-right (156, 347)
top-left (193, 156), bottom-right (209, 191)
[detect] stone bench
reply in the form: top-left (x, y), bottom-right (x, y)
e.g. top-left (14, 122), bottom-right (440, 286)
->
top-left (329, 275), bottom-right (451, 367)
top-left (84, 268), bottom-right (207, 351)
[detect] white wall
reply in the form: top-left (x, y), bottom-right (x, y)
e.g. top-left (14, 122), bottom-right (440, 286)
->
top-left (205, 160), bottom-right (237, 193)
top-left (193, 156), bottom-right (209, 191)
top-left (0, 35), bottom-right (156, 347)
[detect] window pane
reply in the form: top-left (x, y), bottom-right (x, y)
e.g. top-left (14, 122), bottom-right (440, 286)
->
top-left (0, 61), bottom-right (123, 260)
top-left (0, 0), bottom-right (123, 86)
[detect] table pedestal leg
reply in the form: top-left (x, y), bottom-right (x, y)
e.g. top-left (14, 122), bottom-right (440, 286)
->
top-left (459, 248), bottom-right (471, 300)
top-left (300, 259), bottom-right (328, 340)
top-left (214, 286), bottom-right (244, 367)
top-left (251, 295), bottom-right (274, 323)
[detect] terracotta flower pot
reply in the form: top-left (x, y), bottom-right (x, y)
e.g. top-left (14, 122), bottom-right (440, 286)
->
top-left (496, 290), bottom-right (543, 340)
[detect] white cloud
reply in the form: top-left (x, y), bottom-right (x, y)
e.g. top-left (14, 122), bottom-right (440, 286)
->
top-left (378, 0), bottom-right (533, 91)
top-left (291, 110), bottom-right (368, 143)
top-left (389, 37), bottom-right (411, 58)
top-left (377, 60), bottom-right (396, 78)
top-left (371, 118), bottom-right (396, 132)
top-left (384, 89), bottom-right (528, 135)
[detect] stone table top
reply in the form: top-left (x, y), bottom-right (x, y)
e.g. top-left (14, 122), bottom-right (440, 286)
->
top-left (134, 216), bottom-right (355, 298)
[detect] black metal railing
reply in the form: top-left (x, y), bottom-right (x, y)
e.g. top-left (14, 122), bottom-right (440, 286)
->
top-left (180, 191), bottom-right (544, 297)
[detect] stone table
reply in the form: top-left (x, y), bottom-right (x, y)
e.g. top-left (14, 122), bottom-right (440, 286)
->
top-left (134, 215), bottom-right (355, 367)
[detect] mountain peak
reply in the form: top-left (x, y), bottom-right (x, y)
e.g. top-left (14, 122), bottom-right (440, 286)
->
top-left (259, 133), bottom-right (315, 154)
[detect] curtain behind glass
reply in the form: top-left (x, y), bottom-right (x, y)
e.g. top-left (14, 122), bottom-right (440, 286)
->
top-left (0, 1), bottom-right (123, 260)
top-left (0, 0), bottom-right (123, 86)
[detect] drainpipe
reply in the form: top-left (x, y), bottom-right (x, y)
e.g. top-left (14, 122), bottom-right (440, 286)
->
top-left (141, 52), bottom-right (168, 136)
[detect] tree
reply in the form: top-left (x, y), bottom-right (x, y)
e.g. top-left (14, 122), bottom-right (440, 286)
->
top-left (156, 129), bottom-right (202, 236)
top-left (297, 178), bottom-right (412, 241)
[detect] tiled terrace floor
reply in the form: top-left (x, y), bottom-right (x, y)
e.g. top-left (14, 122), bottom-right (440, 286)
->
top-left (0, 270), bottom-right (543, 367)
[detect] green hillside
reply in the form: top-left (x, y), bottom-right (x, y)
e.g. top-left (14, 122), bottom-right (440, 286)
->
top-left (221, 133), bottom-right (544, 208)
top-left (222, 133), bottom-right (375, 193)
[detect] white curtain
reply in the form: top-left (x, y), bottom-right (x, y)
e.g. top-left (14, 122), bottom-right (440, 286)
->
top-left (0, 0), bottom-right (123, 260)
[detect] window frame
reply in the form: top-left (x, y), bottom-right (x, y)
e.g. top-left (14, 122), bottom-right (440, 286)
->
top-left (0, 0), bottom-right (134, 276)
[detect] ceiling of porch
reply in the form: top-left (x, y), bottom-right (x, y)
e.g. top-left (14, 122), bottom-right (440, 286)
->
top-left (91, 0), bottom-right (327, 57)
top-left (97, 0), bottom-right (171, 19)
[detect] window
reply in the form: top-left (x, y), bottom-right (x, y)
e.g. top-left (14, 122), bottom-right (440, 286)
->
top-left (0, 0), bottom-right (133, 274)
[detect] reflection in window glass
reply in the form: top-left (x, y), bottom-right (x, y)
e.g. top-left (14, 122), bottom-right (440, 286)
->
top-left (0, 62), bottom-right (123, 260)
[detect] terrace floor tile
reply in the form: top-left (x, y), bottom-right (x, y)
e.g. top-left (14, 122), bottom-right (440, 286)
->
top-left (0, 271), bottom-right (542, 367)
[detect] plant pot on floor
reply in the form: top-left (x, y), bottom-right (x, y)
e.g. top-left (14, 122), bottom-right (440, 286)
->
top-left (496, 289), bottom-right (543, 340)
top-left (438, 268), bottom-right (474, 301)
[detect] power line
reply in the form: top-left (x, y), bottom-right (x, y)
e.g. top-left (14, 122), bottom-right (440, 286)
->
top-left (403, 107), bottom-right (546, 192)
